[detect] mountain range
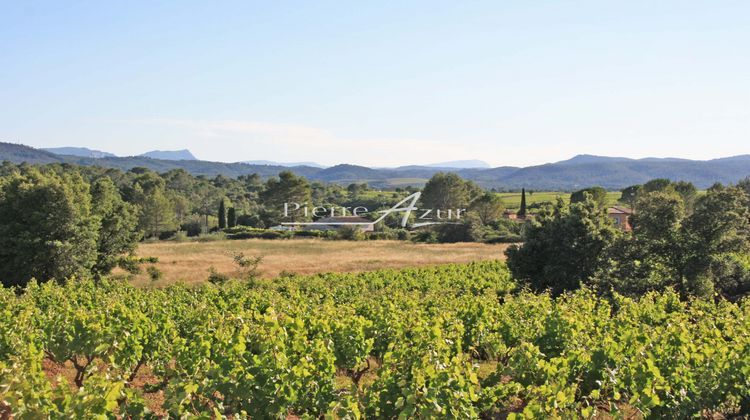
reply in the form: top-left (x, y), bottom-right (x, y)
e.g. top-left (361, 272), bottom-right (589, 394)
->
top-left (3, 142), bottom-right (750, 190)
top-left (42, 147), bottom-right (196, 161)
top-left (242, 160), bottom-right (326, 168)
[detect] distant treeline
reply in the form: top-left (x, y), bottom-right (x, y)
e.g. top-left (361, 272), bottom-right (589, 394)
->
top-left (2, 159), bottom-right (749, 293)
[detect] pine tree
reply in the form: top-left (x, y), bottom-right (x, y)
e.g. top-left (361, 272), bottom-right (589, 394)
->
top-left (227, 207), bottom-right (237, 228)
top-left (218, 199), bottom-right (227, 229)
top-left (518, 188), bottom-right (527, 218)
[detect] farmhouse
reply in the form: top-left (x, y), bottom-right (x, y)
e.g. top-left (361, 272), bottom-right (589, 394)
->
top-left (306, 216), bottom-right (376, 232)
top-left (607, 206), bottom-right (633, 231)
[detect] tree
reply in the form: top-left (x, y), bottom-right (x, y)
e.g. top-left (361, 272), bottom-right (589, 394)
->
top-left (0, 168), bottom-right (99, 287)
top-left (196, 186), bottom-right (224, 234)
top-left (90, 177), bottom-right (141, 276)
top-left (227, 207), bottom-right (237, 228)
top-left (469, 192), bottom-right (505, 225)
top-left (673, 181), bottom-right (698, 213)
top-left (597, 186), bottom-right (750, 298)
top-left (505, 195), bottom-right (620, 295)
top-left (132, 183), bottom-right (176, 238)
top-left (517, 188), bottom-right (527, 218)
top-left (169, 192), bottom-right (191, 225)
top-left (631, 179), bottom-right (697, 212)
top-left (642, 178), bottom-right (672, 194)
top-left (680, 185), bottom-right (750, 296)
top-left (421, 173), bottom-right (480, 212)
top-left (347, 183), bottom-right (369, 199)
top-left (570, 186), bottom-right (607, 207)
top-left (218, 199), bottom-right (227, 229)
top-left (260, 171), bottom-right (312, 223)
top-left (738, 176), bottom-right (750, 198)
top-left (630, 191), bottom-right (685, 244)
top-left (595, 191), bottom-right (685, 296)
top-left (620, 184), bottom-right (641, 207)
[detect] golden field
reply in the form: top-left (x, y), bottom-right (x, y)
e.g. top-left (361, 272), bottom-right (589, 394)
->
top-left (123, 239), bottom-right (509, 286)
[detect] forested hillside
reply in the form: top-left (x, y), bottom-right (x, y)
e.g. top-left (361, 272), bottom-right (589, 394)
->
top-left (3, 142), bottom-right (750, 189)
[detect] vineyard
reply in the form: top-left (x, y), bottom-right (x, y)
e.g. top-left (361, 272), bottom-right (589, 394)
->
top-left (1, 261), bottom-right (749, 418)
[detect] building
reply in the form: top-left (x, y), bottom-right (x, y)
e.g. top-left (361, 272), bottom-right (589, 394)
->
top-left (305, 216), bottom-right (376, 232)
top-left (607, 206), bottom-right (633, 231)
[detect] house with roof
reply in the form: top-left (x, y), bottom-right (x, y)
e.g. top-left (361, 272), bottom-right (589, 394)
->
top-left (607, 206), bottom-right (633, 231)
top-left (305, 215), bottom-right (376, 232)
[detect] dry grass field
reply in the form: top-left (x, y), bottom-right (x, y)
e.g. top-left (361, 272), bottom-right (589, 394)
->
top-left (123, 239), bottom-right (509, 286)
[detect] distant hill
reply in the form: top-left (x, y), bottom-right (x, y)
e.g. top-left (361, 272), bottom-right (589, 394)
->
top-left (243, 160), bottom-right (325, 168)
top-left (43, 147), bottom-right (116, 158)
top-left (0, 142), bottom-right (64, 164)
top-left (497, 154), bottom-right (750, 190)
top-left (425, 159), bottom-right (491, 169)
top-left (2, 143), bottom-right (750, 190)
top-left (310, 164), bottom-right (386, 183)
top-left (139, 150), bottom-right (197, 161)
top-left (0, 142), bottom-right (320, 178)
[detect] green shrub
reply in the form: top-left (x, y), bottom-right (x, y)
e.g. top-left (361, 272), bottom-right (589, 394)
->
top-left (172, 230), bottom-right (189, 242)
top-left (146, 266), bottom-right (163, 282)
top-left (207, 267), bottom-right (230, 285)
top-left (337, 226), bottom-right (365, 241)
top-left (196, 232), bottom-right (226, 242)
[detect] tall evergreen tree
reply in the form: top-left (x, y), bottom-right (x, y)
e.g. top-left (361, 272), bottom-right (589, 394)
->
top-left (227, 207), bottom-right (237, 228)
top-left (218, 199), bottom-right (227, 229)
top-left (518, 188), bottom-right (527, 218)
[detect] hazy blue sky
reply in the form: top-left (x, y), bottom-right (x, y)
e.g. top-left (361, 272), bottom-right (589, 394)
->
top-left (2, 1), bottom-right (749, 167)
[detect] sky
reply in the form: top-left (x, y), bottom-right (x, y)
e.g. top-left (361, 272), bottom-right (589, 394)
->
top-left (1, 1), bottom-right (749, 168)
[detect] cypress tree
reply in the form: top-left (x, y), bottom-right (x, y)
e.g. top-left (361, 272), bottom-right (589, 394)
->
top-left (227, 207), bottom-right (237, 228)
top-left (518, 188), bottom-right (527, 218)
top-left (218, 199), bottom-right (227, 229)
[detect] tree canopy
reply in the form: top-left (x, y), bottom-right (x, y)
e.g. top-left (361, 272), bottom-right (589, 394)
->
top-left (0, 168), bottom-right (99, 286)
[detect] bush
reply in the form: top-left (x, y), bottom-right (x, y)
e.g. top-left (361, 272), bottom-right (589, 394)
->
top-left (232, 252), bottom-right (263, 280)
top-left (146, 266), bottom-right (163, 282)
top-left (264, 231), bottom-right (288, 239)
top-left (117, 256), bottom-right (142, 274)
top-left (412, 229), bottom-right (438, 243)
top-left (158, 230), bottom-right (177, 240)
top-left (180, 220), bottom-right (203, 237)
top-left (396, 229), bottom-right (411, 241)
top-left (435, 223), bottom-right (474, 243)
top-left (337, 226), bottom-right (366, 241)
top-left (207, 267), bottom-right (230, 285)
top-left (236, 214), bottom-right (262, 228)
top-left (225, 226), bottom-right (299, 240)
top-left (709, 253), bottom-right (750, 299)
top-left (172, 230), bottom-right (189, 242)
top-left (294, 230), bottom-right (331, 238)
top-left (366, 231), bottom-right (396, 240)
top-left (196, 232), bottom-right (226, 242)
top-left (484, 233), bottom-right (522, 244)
top-left (117, 256), bottom-right (159, 275)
